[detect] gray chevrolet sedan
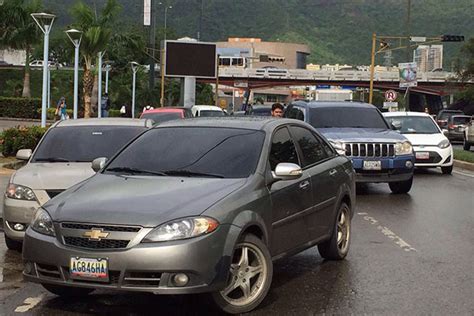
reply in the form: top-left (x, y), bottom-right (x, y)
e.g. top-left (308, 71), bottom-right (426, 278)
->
top-left (23, 117), bottom-right (355, 314)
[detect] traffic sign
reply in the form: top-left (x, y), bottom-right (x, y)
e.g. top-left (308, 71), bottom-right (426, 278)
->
top-left (385, 90), bottom-right (398, 102)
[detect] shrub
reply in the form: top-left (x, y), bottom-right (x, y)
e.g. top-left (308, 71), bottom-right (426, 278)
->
top-left (0, 97), bottom-right (41, 119)
top-left (0, 126), bottom-right (48, 157)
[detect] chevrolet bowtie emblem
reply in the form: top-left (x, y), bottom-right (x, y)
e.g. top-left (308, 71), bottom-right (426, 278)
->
top-left (83, 229), bottom-right (109, 241)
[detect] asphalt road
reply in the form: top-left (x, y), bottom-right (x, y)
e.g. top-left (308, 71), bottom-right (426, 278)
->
top-left (0, 168), bottom-right (473, 315)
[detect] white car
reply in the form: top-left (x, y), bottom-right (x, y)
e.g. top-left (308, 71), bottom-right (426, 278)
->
top-left (191, 105), bottom-right (226, 117)
top-left (383, 111), bottom-right (453, 174)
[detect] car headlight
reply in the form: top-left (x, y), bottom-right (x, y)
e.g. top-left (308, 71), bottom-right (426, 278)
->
top-left (31, 208), bottom-right (55, 236)
top-left (6, 183), bottom-right (37, 201)
top-left (394, 141), bottom-right (413, 155)
top-left (330, 141), bottom-right (346, 155)
top-left (142, 217), bottom-right (219, 242)
top-left (438, 139), bottom-right (450, 149)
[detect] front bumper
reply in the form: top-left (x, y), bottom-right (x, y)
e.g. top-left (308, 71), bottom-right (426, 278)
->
top-left (351, 155), bottom-right (414, 183)
top-left (412, 145), bottom-right (453, 168)
top-left (3, 197), bottom-right (41, 241)
top-left (22, 224), bottom-right (239, 294)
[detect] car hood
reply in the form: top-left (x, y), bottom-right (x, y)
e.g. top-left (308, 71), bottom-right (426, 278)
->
top-left (44, 174), bottom-right (247, 227)
top-left (400, 133), bottom-right (447, 146)
top-left (318, 128), bottom-right (408, 143)
top-left (11, 162), bottom-right (95, 190)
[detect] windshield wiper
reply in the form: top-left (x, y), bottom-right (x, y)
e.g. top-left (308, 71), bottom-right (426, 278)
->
top-left (35, 157), bottom-right (70, 162)
top-left (162, 169), bottom-right (224, 178)
top-left (106, 167), bottom-right (167, 176)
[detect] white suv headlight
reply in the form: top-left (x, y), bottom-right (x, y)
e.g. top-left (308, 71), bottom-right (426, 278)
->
top-left (6, 183), bottom-right (37, 201)
top-left (394, 141), bottom-right (413, 156)
top-left (31, 208), bottom-right (56, 236)
top-left (142, 217), bottom-right (219, 242)
top-left (438, 139), bottom-right (450, 149)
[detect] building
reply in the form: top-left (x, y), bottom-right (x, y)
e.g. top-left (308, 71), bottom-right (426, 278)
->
top-left (0, 49), bottom-right (26, 65)
top-left (216, 38), bottom-right (310, 69)
top-left (414, 45), bottom-right (443, 72)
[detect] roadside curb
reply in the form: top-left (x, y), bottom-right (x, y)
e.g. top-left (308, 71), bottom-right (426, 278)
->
top-left (454, 159), bottom-right (474, 172)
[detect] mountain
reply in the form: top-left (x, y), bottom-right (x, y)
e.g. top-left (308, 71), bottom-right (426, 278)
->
top-left (43, 0), bottom-right (474, 67)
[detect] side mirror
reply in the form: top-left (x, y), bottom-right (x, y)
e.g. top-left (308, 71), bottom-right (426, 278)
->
top-left (390, 122), bottom-right (402, 130)
top-left (91, 157), bottom-right (107, 172)
top-left (272, 163), bottom-right (303, 181)
top-left (442, 129), bottom-right (449, 136)
top-left (16, 149), bottom-right (32, 161)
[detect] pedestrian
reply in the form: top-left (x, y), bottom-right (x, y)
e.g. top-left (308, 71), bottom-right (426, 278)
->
top-left (55, 96), bottom-right (68, 120)
top-left (271, 103), bottom-right (284, 118)
top-left (101, 93), bottom-right (111, 118)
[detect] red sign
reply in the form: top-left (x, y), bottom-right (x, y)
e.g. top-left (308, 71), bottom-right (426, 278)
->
top-left (385, 90), bottom-right (398, 102)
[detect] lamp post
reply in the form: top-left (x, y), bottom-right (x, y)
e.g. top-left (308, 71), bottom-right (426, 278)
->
top-left (65, 29), bottom-right (82, 120)
top-left (131, 62), bottom-right (140, 118)
top-left (31, 12), bottom-right (55, 127)
top-left (47, 64), bottom-right (51, 109)
top-left (97, 51), bottom-right (105, 118)
top-left (104, 62), bottom-right (112, 94)
top-left (159, 3), bottom-right (172, 42)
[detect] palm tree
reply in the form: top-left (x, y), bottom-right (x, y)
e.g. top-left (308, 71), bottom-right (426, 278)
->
top-left (70, 0), bottom-right (120, 118)
top-left (0, 0), bottom-right (42, 98)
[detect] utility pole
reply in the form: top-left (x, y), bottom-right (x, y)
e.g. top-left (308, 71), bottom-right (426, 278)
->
top-left (369, 33), bottom-right (377, 104)
top-left (149, 0), bottom-right (156, 92)
top-left (405, 0), bottom-right (411, 110)
top-left (198, 0), bottom-right (203, 41)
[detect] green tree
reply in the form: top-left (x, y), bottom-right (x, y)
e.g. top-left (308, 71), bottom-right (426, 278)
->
top-left (70, 0), bottom-right (120, 118)
top-left (455, 38), bottom-right (474, 104)
top-left (0, 0), bottom-right (42, 98)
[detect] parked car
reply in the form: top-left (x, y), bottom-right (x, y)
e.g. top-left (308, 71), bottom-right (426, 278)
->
top-left (435, 109), bottom-right (464, 129)
top-left (463, 116), bottom-right (474, 151)
top-left (285, 101), bottom-right (415, 193)
top-left (2, 118), bottom-right (153, 250)
top-left (248, 105), bottom-right (272, 116)
top-left (29, 60), bottom-right (63, 68)
top-left (383, 112), bottom-right (454, 174)
top-left (191, 105), bottom-right (226, 117)
top-left (140, 107), bottom-right (193, 124)
top-left (445, 115), bottom-right (471, 141)
top-left (22, 117), bottom-right (355, 314)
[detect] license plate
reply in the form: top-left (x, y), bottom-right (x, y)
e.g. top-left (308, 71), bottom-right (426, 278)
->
top-left (70, 257), bottom-right (108, 280)
top-left (415, 152), bottom-right (430, 160)
top-left (457, 127), bottom-right (465, 132)
top-left (363, 160), bottom-right (381, 170)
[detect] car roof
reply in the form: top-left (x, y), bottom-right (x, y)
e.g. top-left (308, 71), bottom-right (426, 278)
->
top-left (51, 118), bottom-right (153, 128)
top-left (383, 111), bottom-right (432, 117)
top-left (156, 116), bottom-right (304, 132)
top-left (293, 100), bottom-right (376, 109)
top-left (192, 105), bottom-right (223, 111)
top-left (451, 115), bottom-right (471, 119)
top-left (142, 107), bottom-right (186, 114)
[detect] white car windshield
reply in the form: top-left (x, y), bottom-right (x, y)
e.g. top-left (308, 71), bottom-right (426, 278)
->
top-left (385, 116), bottom-right (440, 134)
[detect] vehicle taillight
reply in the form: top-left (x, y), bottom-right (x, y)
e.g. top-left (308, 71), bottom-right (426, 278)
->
top-left (448, 124), bottom-right (454, 129)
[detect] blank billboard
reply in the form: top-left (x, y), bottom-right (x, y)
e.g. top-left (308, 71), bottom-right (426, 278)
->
top-left (165, 41), bottom-right (217, 78)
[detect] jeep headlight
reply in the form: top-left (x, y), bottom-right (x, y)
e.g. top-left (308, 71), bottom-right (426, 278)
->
top-left (142, 217), bottom-right (219, 242)
top-left (437, 139), bottom-right (450, 149)
top-left (394, 141), bottom-right (413, 155)
top-left (6, 183), bottom-right (37, 201)
top-left (330, 141), bottom-right (346, 155)
top-left (31, 208), bottom-right (56, 236)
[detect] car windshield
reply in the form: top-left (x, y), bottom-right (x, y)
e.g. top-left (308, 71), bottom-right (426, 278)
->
top-left (453, 117), bottom-right (471, 125)
top-left (439, 112), bottom-right (462, 120)
top-left (141, 112), bottom-right (182, 124)
top-left (105, 127), bottom-right (265, 178)
top-left (309, 107), bottom-right (388, 129)
top-left (199, 110), bottom-right (225, 117)
top-left (251, 107), bottom-right (272, 116)
top-left (32, 126), bottom-right (146, 162)
top-left (384, 116), bottom-right (440, 134)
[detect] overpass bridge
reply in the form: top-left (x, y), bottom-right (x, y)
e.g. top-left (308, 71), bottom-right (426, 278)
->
top-left (204, 67), bottom-right (471, 96)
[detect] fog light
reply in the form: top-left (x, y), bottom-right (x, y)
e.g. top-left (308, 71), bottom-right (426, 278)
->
top-left (173, 273), bottom-right (189, 287)
top-left (405, 161), bottom-right (413, 168)
top-left (24, 262), bottom-right (33, 274)
top-left (13, 223), bottom-right (26, 231)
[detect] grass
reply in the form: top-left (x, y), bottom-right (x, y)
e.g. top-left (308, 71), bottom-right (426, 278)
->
top-left (453, 149), bottom-right (474, 163)
top-left (0, 156), bottom-right (18, 164)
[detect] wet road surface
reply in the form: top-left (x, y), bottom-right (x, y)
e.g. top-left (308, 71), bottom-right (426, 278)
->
top-left (0, 168), bottom-right (473, 315)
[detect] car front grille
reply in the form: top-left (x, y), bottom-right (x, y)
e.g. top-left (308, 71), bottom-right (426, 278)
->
top-left (46, 190), bottom-right (65, 199)
top-left (345, 143), bottom-right (395, 157)
top-left (61, 223), bottom-right (140, 232)
top-left (63, 236), bottom-right (129, 249)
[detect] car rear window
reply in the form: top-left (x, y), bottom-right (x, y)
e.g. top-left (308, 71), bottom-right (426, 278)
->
top-left (453, 117), bottom-right (471, 125)
top-left (105, 127), bottom-right (265, 178)
top-left (309, 107), bottom-right (388, 129)
top-left (32, 126), bottom-right (146, 162)
top-left (141, 112), bottom-right (183, 124)
top-left (198, 110), bottom-right (225, 117)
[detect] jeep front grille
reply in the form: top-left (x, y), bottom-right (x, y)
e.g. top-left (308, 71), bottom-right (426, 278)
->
top-left (345, 143), bottom-right (395, 157)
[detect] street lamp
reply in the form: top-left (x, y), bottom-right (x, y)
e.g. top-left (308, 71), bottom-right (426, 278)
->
top-left (65, 28), bottom-right (82, 120)
top-left (131, 62), bottom-right (140, 118)
top-left (159, 3), bottom-right (173, 42)
top-left (31, 12), bottom-right (55, 127)
top-left (104, 61), bottom-right (112, 94)
top-left (97, 51), bottom-right (105, 118)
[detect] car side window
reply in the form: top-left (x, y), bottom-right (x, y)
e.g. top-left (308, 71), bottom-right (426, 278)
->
top-left (286, 106), bottom-right (305, 121)
top-left (269, 127), bottom-right (300, 170)
top-left (289, 126), bottom-right (328, 167)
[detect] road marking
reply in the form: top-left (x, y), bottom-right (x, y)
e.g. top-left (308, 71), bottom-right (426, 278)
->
top-left (14, 295), bottom-right (44, 313)
top-left (453, 170), bottom-right (474, 178)
top-left (357, 212), bottom-right (417, 252)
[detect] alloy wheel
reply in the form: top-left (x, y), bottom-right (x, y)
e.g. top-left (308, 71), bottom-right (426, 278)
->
top-left (337, 206), bottom-right (351, 254)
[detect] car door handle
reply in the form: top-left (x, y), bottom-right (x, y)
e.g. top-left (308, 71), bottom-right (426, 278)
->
top-left (299, 180), bottom-right (310, 190)
top-left (329, 169), bottom-right (338, 176)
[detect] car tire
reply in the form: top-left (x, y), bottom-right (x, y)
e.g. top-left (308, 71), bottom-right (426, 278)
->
top-left (212, 234), bottom-right (273, 314)
top-left (42, 284), bottom-right (94, 297)
top-left (463, 139), bottom-right (471, 151)
top-left (4, 234), bottom-right (22, 251)
top-left (318, 202), bottom-right (351, 260)
top-left (441, 165), bottom-right (453, 175)
top-left (388, 176), bottom-right (413, 194)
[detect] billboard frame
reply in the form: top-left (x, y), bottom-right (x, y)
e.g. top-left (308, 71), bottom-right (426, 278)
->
top-left (164, 40), bottom-right (217, 79)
